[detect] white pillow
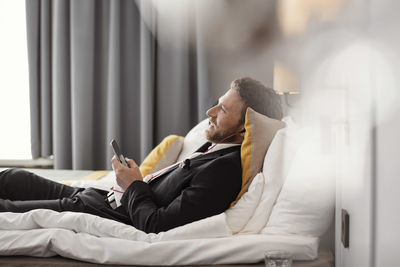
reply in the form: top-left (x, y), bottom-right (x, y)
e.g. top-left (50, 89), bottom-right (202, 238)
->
top-left (239, 123), bottom-right (300, 234)
top-left (225, 172), bottom-right (265, 233)
top-left (176, 119), bottom-right (208, 162)
top-left (262, 127), bottom-right (335, 237)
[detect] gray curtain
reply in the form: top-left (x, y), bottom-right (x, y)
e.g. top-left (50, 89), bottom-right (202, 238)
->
top-left (25, 0), bottom-right (211, 170)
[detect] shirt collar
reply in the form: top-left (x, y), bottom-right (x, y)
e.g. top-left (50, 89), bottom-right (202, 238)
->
top-left (203, 142), bottom-right (241, 154)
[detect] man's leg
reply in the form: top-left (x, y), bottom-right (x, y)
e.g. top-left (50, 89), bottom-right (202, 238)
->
top-left (0, 169), bottom-right (131, 225)
top-left (0, 168), bottom-right (84, 212)
top-left (0, 168), bottom-right (82, 201)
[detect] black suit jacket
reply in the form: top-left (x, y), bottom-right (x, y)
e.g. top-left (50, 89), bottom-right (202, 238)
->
top-left (120, 143), bottom-right (242, 233)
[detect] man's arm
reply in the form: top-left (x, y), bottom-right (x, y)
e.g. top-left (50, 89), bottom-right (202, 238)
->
top-left (120, 156), bottom-right (242, 233)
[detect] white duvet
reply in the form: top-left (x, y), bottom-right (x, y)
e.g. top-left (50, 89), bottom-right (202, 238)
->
top-left (0, 170), bottom-right (319, 265)
top-left (0, 209), bottom-right (318, 265)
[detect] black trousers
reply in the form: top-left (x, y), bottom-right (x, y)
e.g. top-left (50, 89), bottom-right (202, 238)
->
top-left (0, 168), bottom-right (131, 225)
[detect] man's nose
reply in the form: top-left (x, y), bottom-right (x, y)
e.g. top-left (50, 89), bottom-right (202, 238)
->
top-left (206, 105), bottom-right (217, 117)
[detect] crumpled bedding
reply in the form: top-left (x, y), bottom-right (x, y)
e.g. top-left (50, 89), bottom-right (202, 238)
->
top-left (0, 209), bottom-right (318, 265)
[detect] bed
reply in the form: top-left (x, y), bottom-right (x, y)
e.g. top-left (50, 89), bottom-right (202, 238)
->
top-left (0, 113), bottom-right (335, 266)
top-left (0, 253), bottom-right (333, 267)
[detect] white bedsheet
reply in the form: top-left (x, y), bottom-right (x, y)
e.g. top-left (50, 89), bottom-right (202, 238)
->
top-left (0, 209), bottom-right (318, 265)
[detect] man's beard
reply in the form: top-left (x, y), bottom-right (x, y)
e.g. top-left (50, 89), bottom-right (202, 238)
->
top-left (205, 123), bottom-right (241, 143)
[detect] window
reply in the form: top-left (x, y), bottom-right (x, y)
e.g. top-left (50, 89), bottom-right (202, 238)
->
top-left (0, 0), bottom-right (31, 159)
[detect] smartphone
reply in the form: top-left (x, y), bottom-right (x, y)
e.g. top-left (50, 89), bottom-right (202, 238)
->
top-left (110, 139), bottom-right (129, 168)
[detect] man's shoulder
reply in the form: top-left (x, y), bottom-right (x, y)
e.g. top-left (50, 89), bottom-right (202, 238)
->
top-left (191, 147), bottom-right (242, 186)
top-left (194, 145), bottom-right (241, 168)
top-left (196, 145), bottom-right (241, 162)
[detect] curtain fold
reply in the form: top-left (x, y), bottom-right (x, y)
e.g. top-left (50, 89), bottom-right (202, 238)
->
top-left (138, 0), bottom-right (156, 161)
top-left (25, 0), bottom-right (41, 159)
top-left (52, 0), bottom-right (71, 167)
top-left (26, 0), bottom-right (211, 170)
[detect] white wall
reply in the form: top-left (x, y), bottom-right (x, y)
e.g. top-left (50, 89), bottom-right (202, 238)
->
top-left (335, 69), bottom-right (374, 267)
top-left (375, 81), bottom-right (400, 266)
top-left (372, 1), bottom-right (400, 263)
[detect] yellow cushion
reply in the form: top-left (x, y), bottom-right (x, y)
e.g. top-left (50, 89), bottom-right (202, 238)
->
top-left (139, 135), bottom-right (184, 176)
top-left (60, 170), bottom-right (110, 185)
top-left (235, 108), bottom-right (285, 203)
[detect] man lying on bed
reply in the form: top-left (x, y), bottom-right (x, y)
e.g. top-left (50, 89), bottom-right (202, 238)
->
top-left (0, 77), bottom-right (282, 233)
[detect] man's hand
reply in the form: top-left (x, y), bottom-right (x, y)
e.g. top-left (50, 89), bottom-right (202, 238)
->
top-left (111, 156), bottom-right (143, 191)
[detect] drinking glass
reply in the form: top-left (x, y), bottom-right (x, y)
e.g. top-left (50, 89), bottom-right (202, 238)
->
top-left (264, 250), bottom-right (292, 267)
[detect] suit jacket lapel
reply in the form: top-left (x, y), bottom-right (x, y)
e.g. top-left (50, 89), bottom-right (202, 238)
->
top-left (195, 142), bottom-right (212, 153)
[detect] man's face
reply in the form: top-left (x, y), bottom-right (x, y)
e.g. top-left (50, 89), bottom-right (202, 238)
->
top-left (205, 89), bottom-right (244, 143)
